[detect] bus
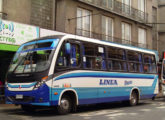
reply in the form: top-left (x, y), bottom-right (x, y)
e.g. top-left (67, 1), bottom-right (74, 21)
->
top-left (5, 35), bottom-right (159, 114)
top-left (157, 51), bottom-right (165, 96)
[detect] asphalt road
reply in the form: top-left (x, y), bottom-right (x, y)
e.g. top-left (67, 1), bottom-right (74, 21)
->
top-left (1, 99), bottom-right (165, 120)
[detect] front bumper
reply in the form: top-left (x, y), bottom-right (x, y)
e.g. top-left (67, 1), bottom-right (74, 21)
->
top-left (5, 84), bottom-right (51, 106)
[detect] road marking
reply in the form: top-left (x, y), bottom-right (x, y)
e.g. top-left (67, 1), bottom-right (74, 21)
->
top-left (156, 106), bottom-right (165, 109)
top-left (73, 110), bottom-right (123, 117)
top-left (139, 109), bottom-right (151, 112)
top-left (106, 113), bottom-right (126, 117)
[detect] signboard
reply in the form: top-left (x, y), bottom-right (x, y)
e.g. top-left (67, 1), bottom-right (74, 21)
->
top-left (0, 20), bottom-right (39, 45)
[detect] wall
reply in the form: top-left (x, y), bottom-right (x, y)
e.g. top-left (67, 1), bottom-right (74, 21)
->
top-left (3, 0), bottom-right (31, 24)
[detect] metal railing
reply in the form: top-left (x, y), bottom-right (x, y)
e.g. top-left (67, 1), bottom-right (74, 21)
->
top-left (76, 28), bottom-right (149, 49)
top-left (78, 0), bottom-right (148, 23)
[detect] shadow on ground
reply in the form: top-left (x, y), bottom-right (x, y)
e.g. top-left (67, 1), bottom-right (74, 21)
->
top-left (0, 100), bottom-right (152, 118)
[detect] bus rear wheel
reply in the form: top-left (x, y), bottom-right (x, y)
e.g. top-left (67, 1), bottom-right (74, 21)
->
top-left (129, 91), bottom-right (138, 106)
top-left (57, 95), bottom-right (72, 115)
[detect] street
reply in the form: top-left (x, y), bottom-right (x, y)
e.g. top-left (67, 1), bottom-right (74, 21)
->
top-left (1, 99), bottom-right (165, 120)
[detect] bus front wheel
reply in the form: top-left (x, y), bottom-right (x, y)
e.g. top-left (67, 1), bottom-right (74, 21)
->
top-left (129, 91), bottom-right (138, 106)
top-left (57, 95), bottom-right (72, 115)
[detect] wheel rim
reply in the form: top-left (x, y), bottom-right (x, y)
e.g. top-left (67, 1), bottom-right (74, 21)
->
top-left (131, 93), bottom-right (137, 105)
top-left (61, 98), bottom-right (70, 110)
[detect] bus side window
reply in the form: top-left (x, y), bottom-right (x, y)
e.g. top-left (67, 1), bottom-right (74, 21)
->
top-left (70, 44), bottom-right (81, 67)
top-left (56, 44), bottom-right (69, 67)
top-left (143, 54), bottom-right (156, 73)
top-left (127, 51), bottom-right (143, 73)
top-left (107, 47), bottom-right (126, 71)
top-left (82, 43), bottom-right (106, 70)
top-left (56, 42), bottom-right (81, 69)
top-left (83, 43), bottom-right (95, 69)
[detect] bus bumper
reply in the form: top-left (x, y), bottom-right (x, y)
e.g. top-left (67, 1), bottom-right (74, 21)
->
top-left (5, 84), bottom-right (51, 106)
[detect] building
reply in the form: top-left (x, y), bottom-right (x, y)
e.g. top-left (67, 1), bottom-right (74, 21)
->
top-left (0, 0), bottom-right (159, 94)
top-left (1, 0), bottom-right (155, 48)
top-left (158, 0), bottom-right (165, 58)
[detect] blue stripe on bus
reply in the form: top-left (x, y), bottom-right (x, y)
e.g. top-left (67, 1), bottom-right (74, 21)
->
top-left (51, 94), bottom-right (156, 105)
top-left (31, 102), bottom-right (50, 106)
top-left (55, 72), bottom-right (156, 81)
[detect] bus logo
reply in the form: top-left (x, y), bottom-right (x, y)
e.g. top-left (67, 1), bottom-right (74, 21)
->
top-left (100, 79), bottom-right (118, 85)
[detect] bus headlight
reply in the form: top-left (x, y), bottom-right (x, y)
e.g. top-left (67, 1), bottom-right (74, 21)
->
top-left (34, 76), bottom-right (48, 89)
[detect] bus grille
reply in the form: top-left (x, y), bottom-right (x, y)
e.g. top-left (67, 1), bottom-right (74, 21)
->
top-left (7, 96), bottom-right (35, 103)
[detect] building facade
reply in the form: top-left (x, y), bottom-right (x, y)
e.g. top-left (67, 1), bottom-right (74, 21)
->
top-left (56, 0), bottom-right (153, 49)
top-left (158, 0), bottom-right (165, 58)
top-left (1, 0), bottom-right (155, 49)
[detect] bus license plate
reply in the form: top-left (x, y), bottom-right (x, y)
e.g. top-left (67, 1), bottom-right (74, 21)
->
top-left (16, 95), bottom-right (23, 99)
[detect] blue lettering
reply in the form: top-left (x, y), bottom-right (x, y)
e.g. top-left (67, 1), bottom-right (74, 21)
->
top-left (99, 79), bottom-right (118, 85)
top-left (100, 79), bottom-right (103, 85)
top-left (124, 81), bottom-right (132, 85)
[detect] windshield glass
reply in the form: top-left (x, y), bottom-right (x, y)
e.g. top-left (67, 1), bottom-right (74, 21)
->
top-left (8, 39), bottom-right (59, 73)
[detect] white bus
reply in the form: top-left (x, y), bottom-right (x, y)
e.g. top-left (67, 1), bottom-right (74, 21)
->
top-left (5, 35), bottom-right (159, 114)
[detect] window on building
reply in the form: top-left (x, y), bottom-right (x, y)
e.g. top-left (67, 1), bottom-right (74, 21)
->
top-left (102, 16), bottom-right (114, 41)
top-left (102, 0), bottom-right (114, 9)
top-left (138, 0), bottom-right (146, 20)
top-left (122, 22), bottom-right (131, 45)
top-left (77, 8), bottom-right (92, 37)
top-left (138, 28), bottom-right (146, 48)
top-left (138, 0), bottom-right (146, 12)
top-left (122, 0), bottom-right (131, 15)
top-left (0, 0), bottom-right (2, 12)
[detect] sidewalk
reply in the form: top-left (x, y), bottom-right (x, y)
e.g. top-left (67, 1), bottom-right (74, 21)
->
top-left (0, 104), bottom-right (16, 107)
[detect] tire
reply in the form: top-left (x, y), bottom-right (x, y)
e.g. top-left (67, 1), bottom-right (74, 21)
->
top-left (57, 95), bottom-right (72, 115)
top-left (129, 91), bottom-right (138, 106)
top-left (21, 105), bottom-right (36, 113)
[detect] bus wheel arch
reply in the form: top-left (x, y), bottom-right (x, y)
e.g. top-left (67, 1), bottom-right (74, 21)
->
top-left (129, 88), bottom-right (140, 106)
top-left (58, 89), bottom-right (78, 114)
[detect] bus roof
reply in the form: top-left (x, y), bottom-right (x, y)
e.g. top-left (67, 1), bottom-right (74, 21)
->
top-left (23, 34), bottom-right (159, 59)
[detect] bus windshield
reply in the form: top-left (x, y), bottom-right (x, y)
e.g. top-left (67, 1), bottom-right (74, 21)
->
top-left (8, 39), bottom-right (59, 73)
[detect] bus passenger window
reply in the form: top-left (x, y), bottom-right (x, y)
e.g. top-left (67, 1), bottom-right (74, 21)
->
top-left (143, 54), bottom-right (156, 73)
top-left (82, 43), bottom-right (106, 70)
top-left (56, 42), bottom-right (81, 69)
top-left (127, 51), bottom-right (143, 73)
top-left (70, 44), bottom-right (81, 67)
top-left (107, 47), bottom-right (127, 71)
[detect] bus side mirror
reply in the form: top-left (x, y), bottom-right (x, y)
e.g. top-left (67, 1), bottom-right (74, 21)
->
top-left (65, 43), bottom-right (71, 55)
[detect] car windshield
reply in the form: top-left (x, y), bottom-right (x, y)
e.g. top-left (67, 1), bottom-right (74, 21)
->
top-left (8, 39), bottom-right (59, 73)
